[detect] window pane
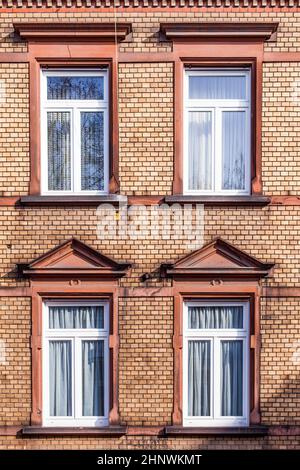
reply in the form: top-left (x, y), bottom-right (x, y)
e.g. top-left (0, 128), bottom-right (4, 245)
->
top-left (49, 341), bottom-right (72, 416)
top-left (49, 306), bottom-right (104, 329)
top-left (81, 112), bottom-right (104, 191)
top-left (189, 75), bottom-right (246, 100)
top-left (82, 341), bottom-right (104, 416)
top-left (188, 111), bottom-right (212, 190)
top-left (47, 111), bottom-right (71, 191)
top-left (188, 306), bottom-right (243, 329)
top-left (222, 111), bottom-right (246, 190)
top-left (188, 340), bottom-right (211, 416)
top-left (47, 76), bottom-right (104, 100)
top-left (221, 340), bottom-right (243, 416)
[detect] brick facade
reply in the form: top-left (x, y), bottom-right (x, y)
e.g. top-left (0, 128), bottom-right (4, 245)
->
top-left (0, 3), bottom-right (299, 449)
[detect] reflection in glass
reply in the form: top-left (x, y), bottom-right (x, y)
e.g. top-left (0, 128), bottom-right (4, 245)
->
top-left (47, 76), bottom-right (104, 100)
top-left (81, 112), bottom-right (104, 191)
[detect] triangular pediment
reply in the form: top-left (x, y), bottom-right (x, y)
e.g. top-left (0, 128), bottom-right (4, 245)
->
top-left (161, 238), bottom-right (274, 280)
top-left (22, 238), bottom-right (131, 280)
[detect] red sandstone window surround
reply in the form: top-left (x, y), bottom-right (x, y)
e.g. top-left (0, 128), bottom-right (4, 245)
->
top-left (19, 237), bottom-right (131, 434)
top-left (160, 238), bottom-right (274, 432)
top-left (13, 22), bottom-right (132, 201)
top-left (159, 22), bottom-right (278, 204)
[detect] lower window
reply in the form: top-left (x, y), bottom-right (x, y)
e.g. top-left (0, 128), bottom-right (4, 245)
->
top-left (43, 301), bottom-right (109, 427)
top-left (183, 301), bottom-right (249, 427)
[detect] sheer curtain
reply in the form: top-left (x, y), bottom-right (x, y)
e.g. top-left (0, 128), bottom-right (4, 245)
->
top-left (189, 75), bottom-right (246, 100)
top-left (81, 112), bottom-right (104, 191)
top-left (47, 111), bottom-right (71, 191)
top-left (188, 340), bottom-right (210, 416)
top-left (49, 306), bottom-right (104, 329)
top-left (49, 341), bottom-right (72, 416)
top-left (188, 111), bottom-right (212, 190)
top-left (221, 340), bottom-right (243, 416)
top-left (188, 306), bottom-right (243, 329)
top-left (222, 111), bottom-right (246, 190)
top-left (82, 341), bottom-right (104, 416)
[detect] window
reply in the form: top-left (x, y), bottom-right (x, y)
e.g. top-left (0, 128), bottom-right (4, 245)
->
top-left (43, 301), bottom-right (109, 427)
top-left (184, 69), bottom-right (251, 195)
top-left (183, 301), bottom-right (249, 427)
top-left (41, 69), bottom-right (109, 195)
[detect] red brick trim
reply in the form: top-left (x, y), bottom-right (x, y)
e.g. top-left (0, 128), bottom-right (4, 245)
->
top-left (160, 22), bottom-right (278, 42)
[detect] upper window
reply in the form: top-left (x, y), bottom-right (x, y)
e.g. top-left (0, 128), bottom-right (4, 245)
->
top-left (183, 301), bottom-right (249, 427)
top-left (43, 301), bottom-right (109, 427)
top-left (41, 69), bottom-right (109, 195)
top-left (184, 69), bottom-right (251, 195)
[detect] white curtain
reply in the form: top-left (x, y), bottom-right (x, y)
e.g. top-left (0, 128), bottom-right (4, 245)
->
top-left (49, 341), bottom-right (72, 416)
top-left (188, 306), bottom-right (243, 329)
top-left (49, 306), bottom-right (103, 329)
top-left (222, 111), bottom-right (246, 190)
top-left (47, 111), bottom-right (71, 191)
top-left (82, 341), bottom-right (104, 416)
top-left (221, 340), bottom-right (243, 416)
top-left (189, 75), bottom-right (246, 100)
top-left (188, 340), bottom-right (210, 416)
top-left (188, 111), bottom-right (212, 190)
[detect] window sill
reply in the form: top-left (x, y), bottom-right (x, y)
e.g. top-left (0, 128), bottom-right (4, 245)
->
top-left (22, 425), bottom-right (127, 437)
top-left (164, 425), bottom-right (269, 436)
top-left (19, 195), bottom-right (127, 207)
top-left (164, 195), bottom-right (270, 206)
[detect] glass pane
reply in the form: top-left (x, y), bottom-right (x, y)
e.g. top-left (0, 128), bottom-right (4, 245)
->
top-left (188, 111), bottom-right (212, 190)
top-left (188, 306), bottom-right (243, 329)
top-left (49, 341), bottom-right (72, 416)
top-left (82, 341), bottom-right (104, 416)
top-left (47, 76), bottom-right (104, 100)
top-left (47, 111), bottom-right (71, 191)
top-left (49, 306), bottom-right (104, 329)
top-left (221, 340), bottom-right (243, 416)
top-left (81, 112), bottom-right (104, 191)
top-left (189, 75), bottom-right (246, 100)
top-left (222, 111), bottom-right (246, 190)
top-left (188, 340), bottom-right (211, 416)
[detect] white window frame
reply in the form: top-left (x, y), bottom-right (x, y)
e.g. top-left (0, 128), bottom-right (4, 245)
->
top-left (184, 68), bottom-right (251, 196)
top-left (183, 300), bottom-right (249, 427)
top-left (41, 69), bottom-right (109, 195)
top-left (42, 300), bottom-right (109, 427)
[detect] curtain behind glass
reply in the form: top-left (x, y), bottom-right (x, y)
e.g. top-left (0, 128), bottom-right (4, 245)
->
top-left (188, 306), bottom-right (243, 329)
top-left (189, 75), bottom-right (246, 100)
top-left (221, 340), bottom-right (243, 416)
top-left (222, 111), bottom-right (246, 190)
top-left (188, 111), bottom-right (212, 190)
top-left (49, 306), bottom-right (104, 329)
top-left (82, 341), bottom-right (104, 416)
top-left (49, 341), bottom-right (72, 416)
top-left (81, 112), bottom-right (104, 191)
top-left (47, 111), bottom-right (71, 191)
top-left (188, 340), bottom-right (210, 416)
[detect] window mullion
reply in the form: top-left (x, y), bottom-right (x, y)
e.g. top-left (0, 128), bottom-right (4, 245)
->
top-left (74, 336), bottom-right (80, 420)
top-left (214, 107), bottom-right (222, 192)
top-left (73, 106), bottom-right (81, 193)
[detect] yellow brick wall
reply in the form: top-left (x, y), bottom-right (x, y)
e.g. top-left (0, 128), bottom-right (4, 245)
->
top-left (119, 297), bottom-right (173, 425)
top-left (119, 63), bottom-right (174, 195)
top-left (0, 7), bottom-right (299, 450)
top-left (0, 297), bottom-right (31, 426)
top-left (0, 63), bottom-right (29, 196)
